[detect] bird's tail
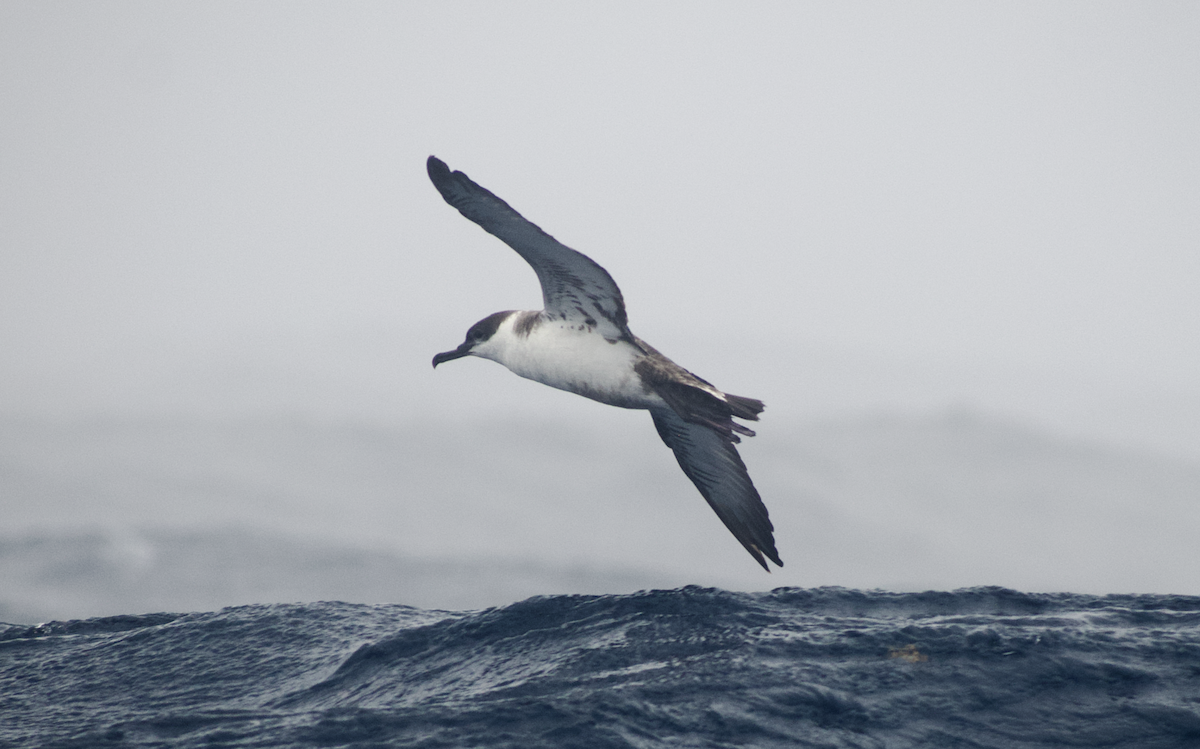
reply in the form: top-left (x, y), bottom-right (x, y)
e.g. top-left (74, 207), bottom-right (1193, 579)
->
top-left (724, 393), bottom-right (765, 421)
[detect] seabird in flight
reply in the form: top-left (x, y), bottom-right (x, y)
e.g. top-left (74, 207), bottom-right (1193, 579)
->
top-left (427, 156), bottom-right (781, 570)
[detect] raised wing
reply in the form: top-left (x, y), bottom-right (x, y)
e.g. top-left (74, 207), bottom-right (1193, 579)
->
top-left (650, 407), bottom-right (782, 571)
top-left (427, 156), bottom-right (630, 340)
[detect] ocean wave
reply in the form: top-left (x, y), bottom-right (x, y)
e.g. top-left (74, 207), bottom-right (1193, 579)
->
top-left (3, 587), bottom-right (1199, 748)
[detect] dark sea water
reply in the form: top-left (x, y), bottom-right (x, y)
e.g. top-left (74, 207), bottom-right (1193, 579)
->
top-left (3, 586), bottom-right (1199, 748)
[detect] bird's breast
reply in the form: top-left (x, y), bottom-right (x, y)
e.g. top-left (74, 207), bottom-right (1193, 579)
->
top-left (495, 323), bottom-right (663, 410)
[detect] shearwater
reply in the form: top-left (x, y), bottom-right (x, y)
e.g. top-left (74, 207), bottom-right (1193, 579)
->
top-left (428, 156), bottom-right (781, 570)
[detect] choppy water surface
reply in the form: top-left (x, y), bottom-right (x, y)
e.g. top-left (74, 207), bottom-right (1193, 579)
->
top-left (3, 586), bottom-right (1199, 748)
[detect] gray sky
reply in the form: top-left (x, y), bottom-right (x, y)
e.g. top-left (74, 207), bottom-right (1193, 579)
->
top-left (2, 1), bottom-right (1198, 455)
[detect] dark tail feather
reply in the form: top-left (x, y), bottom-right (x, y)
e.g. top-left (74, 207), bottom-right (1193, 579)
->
top-left (725, 394), bottom-right (765, 421)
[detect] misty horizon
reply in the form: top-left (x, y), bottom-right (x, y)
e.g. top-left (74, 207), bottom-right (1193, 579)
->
top-left (2, 3), bottom-right (1197, 617)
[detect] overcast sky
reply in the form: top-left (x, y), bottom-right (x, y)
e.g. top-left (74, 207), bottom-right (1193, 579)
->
top-left (2, 1), bottom-right (1198, 457)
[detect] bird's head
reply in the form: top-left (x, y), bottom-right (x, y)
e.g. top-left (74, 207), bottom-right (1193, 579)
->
top-left (432, 311), bottom-right (512, 368)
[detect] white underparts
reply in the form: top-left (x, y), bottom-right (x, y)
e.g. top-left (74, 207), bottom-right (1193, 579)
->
top-left (471, 313), bottom-right (666, 410)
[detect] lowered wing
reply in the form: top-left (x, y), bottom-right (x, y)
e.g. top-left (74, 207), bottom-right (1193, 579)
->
top-left (650, 407), bottom-right (782, 571)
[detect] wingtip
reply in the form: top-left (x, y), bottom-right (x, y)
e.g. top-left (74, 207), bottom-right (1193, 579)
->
top-left (749, 543), bottom-right (783, 572)
top-left (427, 155), bottom-right (449, 181)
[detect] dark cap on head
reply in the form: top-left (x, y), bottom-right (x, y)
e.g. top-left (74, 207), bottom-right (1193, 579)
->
top-left (432, 311), bottom-right (512, 368)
